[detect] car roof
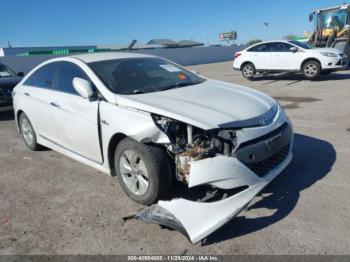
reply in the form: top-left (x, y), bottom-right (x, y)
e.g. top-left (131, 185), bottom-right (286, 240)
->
top-left (245, 40), bottom-right (296, 50)
top-left (71, 52), bottom-right (156, 63)
top-left (255, 40), bottom-right (290, 44)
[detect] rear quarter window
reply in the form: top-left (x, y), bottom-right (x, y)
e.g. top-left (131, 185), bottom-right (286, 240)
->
top-left (248, 43), bottom-right (273, 52)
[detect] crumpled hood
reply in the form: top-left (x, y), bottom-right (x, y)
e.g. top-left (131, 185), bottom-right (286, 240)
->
top-left (116, 79), bottom-right (276, 130)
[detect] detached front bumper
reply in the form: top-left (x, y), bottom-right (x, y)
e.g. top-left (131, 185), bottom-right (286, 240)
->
top-left (159, 135), bottom-right (293, 243)
top-left (134, 120), bottom-right (294, 243)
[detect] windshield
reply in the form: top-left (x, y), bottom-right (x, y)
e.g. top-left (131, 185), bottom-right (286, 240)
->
top-left (318, 9), bottom-right (349, 30)
top-left (0, 64), bottom-right (16, 78)
top-left (288, 41), bottom-right (314, 49)
top-left (89, 57), bottom-right (205, 95)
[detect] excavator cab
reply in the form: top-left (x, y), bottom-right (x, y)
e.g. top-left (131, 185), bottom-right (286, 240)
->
top-left (308, 4), bottom-right (350, 66)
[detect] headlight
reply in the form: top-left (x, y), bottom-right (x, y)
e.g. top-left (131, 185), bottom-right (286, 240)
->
top-left (152, 114), bottom-right (179, 130)
top-left (151, 114), bottom-right (186, 143)
top-left (321, 52), bottom-right (337, 57)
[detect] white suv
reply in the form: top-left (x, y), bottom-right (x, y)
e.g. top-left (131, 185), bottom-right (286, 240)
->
top-left (233, 40), bottom-right (348, 80)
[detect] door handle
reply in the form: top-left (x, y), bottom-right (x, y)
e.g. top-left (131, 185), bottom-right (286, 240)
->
top-left (50, 102), bottom-right (60, 108)
top-left (24, 92), bottom-right (30, 96)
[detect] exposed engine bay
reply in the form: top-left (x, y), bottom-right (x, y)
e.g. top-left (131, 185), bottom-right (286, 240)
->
top-left (153, 115), bottom-right (238, 183)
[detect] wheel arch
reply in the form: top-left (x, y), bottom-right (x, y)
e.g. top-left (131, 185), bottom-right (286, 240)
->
top-left (107, 132), bottom-right (170, 176)
top-left (301, 58), bottom-right (322, 71)
top-left (16, 109), bottom-right (25, 133)
top-left (240, 61), bottom-right (255, 71)
top-left (107, 132), bottom-right (127, 176)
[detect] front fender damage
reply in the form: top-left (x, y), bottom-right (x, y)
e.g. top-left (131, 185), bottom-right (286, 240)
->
top-left (123, 115), bottom-right (294, 243)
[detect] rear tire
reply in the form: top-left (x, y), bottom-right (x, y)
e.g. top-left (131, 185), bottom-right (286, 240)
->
top-left (241, 63), bottom-right (256, 80)
top-left (302, 60), bottom-right (321, 80)
top-left (114, 137), bottom-right (172, 205)
top-left (19, 113), bottom-right (41, 151)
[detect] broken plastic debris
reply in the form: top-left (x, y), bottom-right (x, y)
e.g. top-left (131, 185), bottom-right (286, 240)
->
top-left (122, 205), bottom-right (189, 239)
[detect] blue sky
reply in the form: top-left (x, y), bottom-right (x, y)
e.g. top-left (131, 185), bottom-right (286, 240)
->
top-left (1, 0), bottom-right (344, 47)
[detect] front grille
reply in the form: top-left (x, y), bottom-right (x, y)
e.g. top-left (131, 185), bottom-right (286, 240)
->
top-left (236, 123), bottom-right (289, 151)
top-left (246, 144), bottom-right (290, 177)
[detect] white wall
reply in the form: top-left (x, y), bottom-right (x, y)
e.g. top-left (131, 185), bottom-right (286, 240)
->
top-left (0, 45), bottom-right (246, 73)
top-left (132, 45), bottom-right (246, 66)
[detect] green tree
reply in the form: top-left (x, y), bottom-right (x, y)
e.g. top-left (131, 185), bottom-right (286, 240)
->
top-left (283, 34), bottom-right (298, 40)
top-left (246, 39), bottom-right (263, 46)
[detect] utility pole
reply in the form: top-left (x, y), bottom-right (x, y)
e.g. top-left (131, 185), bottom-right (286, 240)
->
top-left (264, 22), bottom-right (270, 40)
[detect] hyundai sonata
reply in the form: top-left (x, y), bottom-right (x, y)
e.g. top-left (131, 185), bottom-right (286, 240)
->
top-left (13, 53), bottom-right (293, 243)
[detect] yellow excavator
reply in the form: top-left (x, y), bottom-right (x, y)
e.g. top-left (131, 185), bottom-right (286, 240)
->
top-left (308, 3), bottom-right (350, 64)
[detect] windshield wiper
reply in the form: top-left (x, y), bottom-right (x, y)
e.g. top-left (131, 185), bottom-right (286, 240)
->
top-left (133, 89), bottom-right (145, 94)
top-left (175, 81), bottom-right (196, 87)
top-left (130, 88), bottom-right (157, 95)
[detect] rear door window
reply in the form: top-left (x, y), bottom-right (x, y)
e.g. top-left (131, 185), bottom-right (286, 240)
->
top-left (24, 63), bottom-right (57, 89)
top-left (248, 43), bottom-right (274, 52)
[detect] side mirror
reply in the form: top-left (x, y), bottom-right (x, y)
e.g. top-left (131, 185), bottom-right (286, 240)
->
top-left (73, 77), bottom-right (94, 99)
top-left (17, 72), bottom-right (24, 77)
top-left (290, 47), bottom-right (298, 53)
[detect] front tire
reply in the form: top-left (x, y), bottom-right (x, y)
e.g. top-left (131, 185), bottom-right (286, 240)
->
top-left (241, 63), bottom-right (256, 80)
top-left (302, 60), bottom-right (321, 80)
top-left (19, 113), bottom-right (41, 151)
top-left (114, 138), bottom-right (172, 205)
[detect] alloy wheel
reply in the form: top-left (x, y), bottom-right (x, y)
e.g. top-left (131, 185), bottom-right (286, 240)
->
top-left (304, 64), bottom-right (318, 77)
top-left (243, 65), bottom-right (254, 78)
top-left (21, 117), bottom-right (34, 146)
top-left (119, 149), bottom-right (150, 196)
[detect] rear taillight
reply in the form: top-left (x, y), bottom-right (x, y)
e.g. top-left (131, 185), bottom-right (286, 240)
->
top-left (234, 52), bottom-right (241, 59)
top-left (235, 52), bottom-right (242, 59)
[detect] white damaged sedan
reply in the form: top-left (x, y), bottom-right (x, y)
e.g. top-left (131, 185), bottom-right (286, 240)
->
top-left (13, 53), bottom-right (293, 243)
